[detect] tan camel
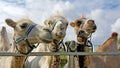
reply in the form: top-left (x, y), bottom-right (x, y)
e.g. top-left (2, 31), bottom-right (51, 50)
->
top-left (64, 16), bottom-right (97, 68)
top-left (0, 18), bottom-right (53, 68)
top-left (25, 13), bottom-right (68, 68)
top-left (0, 26), bottom-right (11, 52)
top-left (0, 26), bottom-right (11, 67)
top-left (87, 32), bottom-right (120, 68)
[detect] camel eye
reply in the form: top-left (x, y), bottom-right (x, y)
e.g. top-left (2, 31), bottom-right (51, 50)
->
top-left (20, 23), bottom-right (28, 29)
top-left (77, 21), bottom-right (82, 26)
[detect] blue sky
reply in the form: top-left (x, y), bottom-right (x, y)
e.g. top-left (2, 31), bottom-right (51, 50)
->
top-left (0, 0), bottom-right (120, 45)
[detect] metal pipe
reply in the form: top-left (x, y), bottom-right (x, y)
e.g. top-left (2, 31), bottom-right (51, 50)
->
top-left (0, 52), bottom-right (120, 56)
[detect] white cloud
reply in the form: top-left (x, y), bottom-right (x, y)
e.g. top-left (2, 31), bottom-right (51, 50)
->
top-left (25, 0), bottom-right (75, 25)
top-left (111, 18), bottom-right (120, 34)
top-left (1, 0), bottom-right (120, 46)
top-left (0, 0), bottom-right (27, 33)
top-left (3, 6), bottom-right (27, 17)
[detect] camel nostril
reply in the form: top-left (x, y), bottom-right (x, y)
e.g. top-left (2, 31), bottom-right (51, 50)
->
top-left (79, 30), bottom-right (85, 34)
top-left (57, 32), bottom-right (63, 36)
top-left (92, 20), bottom-right (94, 23)
top-left (93, 26), bottom-right (97, 30)
top-left (90, 20), bottom-right (94, 23)
top-left (78, 30), bottom-right (85, 36)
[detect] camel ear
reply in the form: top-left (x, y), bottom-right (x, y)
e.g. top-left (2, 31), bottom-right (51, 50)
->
top-left (5, 19), bottom-right (16, 28)
top-left (65, 41), bottom-right (70, 46)
top-left (44, 19), bottom-right (51, 27)
top-left (70, 22), bottom-right (75, 27)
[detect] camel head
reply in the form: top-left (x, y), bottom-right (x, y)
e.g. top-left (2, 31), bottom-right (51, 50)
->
top-left (44, 13), bottom-right (68, 52)
top-left (65, 40), bottom-right (77, 52)
top-left (5, 18), bottom-right (53, 54)
top-left (44, 13), bottom-right (68, 41)
top-left (70, 16), bottom-right (97, 42)
top-left (96, 32), bottom-right (118, 52)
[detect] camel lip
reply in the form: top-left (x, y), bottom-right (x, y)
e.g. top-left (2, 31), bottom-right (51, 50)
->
top-left (91, 29), bottom-right (96, 33)
top-left (41, 38), bottom-right (53, 43)
top-left (55, 33), bottom-right (65, 39)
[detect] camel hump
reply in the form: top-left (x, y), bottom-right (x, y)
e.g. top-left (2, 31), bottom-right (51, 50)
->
top-left (2, 26), bottom-right (6, 30)
top-left (111, 32), bottom-right (118, 38)
top-left (1, 26), bottom-right (6, 34)
top-left (2, 26), bottom-right (6, 31)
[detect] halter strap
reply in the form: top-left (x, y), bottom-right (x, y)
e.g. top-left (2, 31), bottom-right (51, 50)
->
top-left (26, 24), bottom-right (37, 36)
top-left (15, 24), bottom-right (37, 43)
top-left (48, 39), bottom-right (64, 52)
top-left (51, 19), bottom-right (63, 31)
top-left (14, 24), bottom-right (38, 55)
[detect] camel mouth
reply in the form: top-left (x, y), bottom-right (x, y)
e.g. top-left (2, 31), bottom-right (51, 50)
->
top-left (91, 30), bottom-right (96, 33)
top-left (55, 33), bottom-right (65, 39)
top-left (41, 38), bottom-right (52, 43)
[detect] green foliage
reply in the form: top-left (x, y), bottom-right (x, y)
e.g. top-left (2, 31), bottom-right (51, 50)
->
top-left (118, 38), bottom-right (120, 44)
top-left (60, 56), bottom-right (68, 68)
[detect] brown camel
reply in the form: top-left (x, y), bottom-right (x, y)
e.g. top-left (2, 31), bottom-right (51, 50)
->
top-left (88, 32), bottom-right (120, 68)
top-left (0, 26), bottom-right (11, 52)
top-left (0, 18), bottom-right (53, 68)
top-left (64, 16), bottom-right (97, 68)
top-left (70, 16), bottom-right (97, 68)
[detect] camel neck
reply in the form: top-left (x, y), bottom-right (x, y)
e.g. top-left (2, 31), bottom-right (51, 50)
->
top-left (50, 55), bottom-right (60, 68)
top-left (11, 44), bottom-right (27, 68)
top-left (48, 40), bottom-right (61, 68)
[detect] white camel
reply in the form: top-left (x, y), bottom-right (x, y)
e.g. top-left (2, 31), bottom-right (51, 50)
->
top-left (0, 18), bottom-right (53, 68)
top-left (25, 13), bottom-right (68, 68)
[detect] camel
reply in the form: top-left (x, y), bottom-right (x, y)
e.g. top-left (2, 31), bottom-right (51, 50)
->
top-left (64, 16), bottom-right (97, 68)
top-left (0, 26), bottom-right (11, 52)
top-left (0, 26), bottom-right (11, 67)
top-left (87, 32), bottom-right (120, 68)
top-left (63, 40), bottom-right (79, 68)
top-left (25, 13), bottom-right (68, 68)
top-left (0, 18), bottom-right (53, 68)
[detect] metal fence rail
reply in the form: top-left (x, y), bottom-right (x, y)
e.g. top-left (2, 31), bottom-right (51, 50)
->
top-left (0, 52), bottom-right (120, 68)
top-left (0, 52), bottom-right (120, 56)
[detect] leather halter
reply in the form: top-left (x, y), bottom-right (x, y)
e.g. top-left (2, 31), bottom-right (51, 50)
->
top-left (77, 33), bottom-right (93, 50)
top-left (14, 24), bottom-right (39, 55)
top-left (48, 39), bottom-right (64, 52)
top-left (51, 19), bottom-right (64, 31)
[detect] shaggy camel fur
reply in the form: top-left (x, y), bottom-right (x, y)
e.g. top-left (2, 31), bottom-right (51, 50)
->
top-left (88, 32), bottom-right (120, 68)
top-left (0, 26), bottom-right (11, 52)
top-left (64, 16), bottom-right (97, 68)
top-left (25, 13), bottom-right (68, 68)
top-left (0, 18), bottom-right (53, 68)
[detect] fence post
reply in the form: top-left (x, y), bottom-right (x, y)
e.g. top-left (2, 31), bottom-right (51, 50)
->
top-left (69, 55), bottom-right (74, 68)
